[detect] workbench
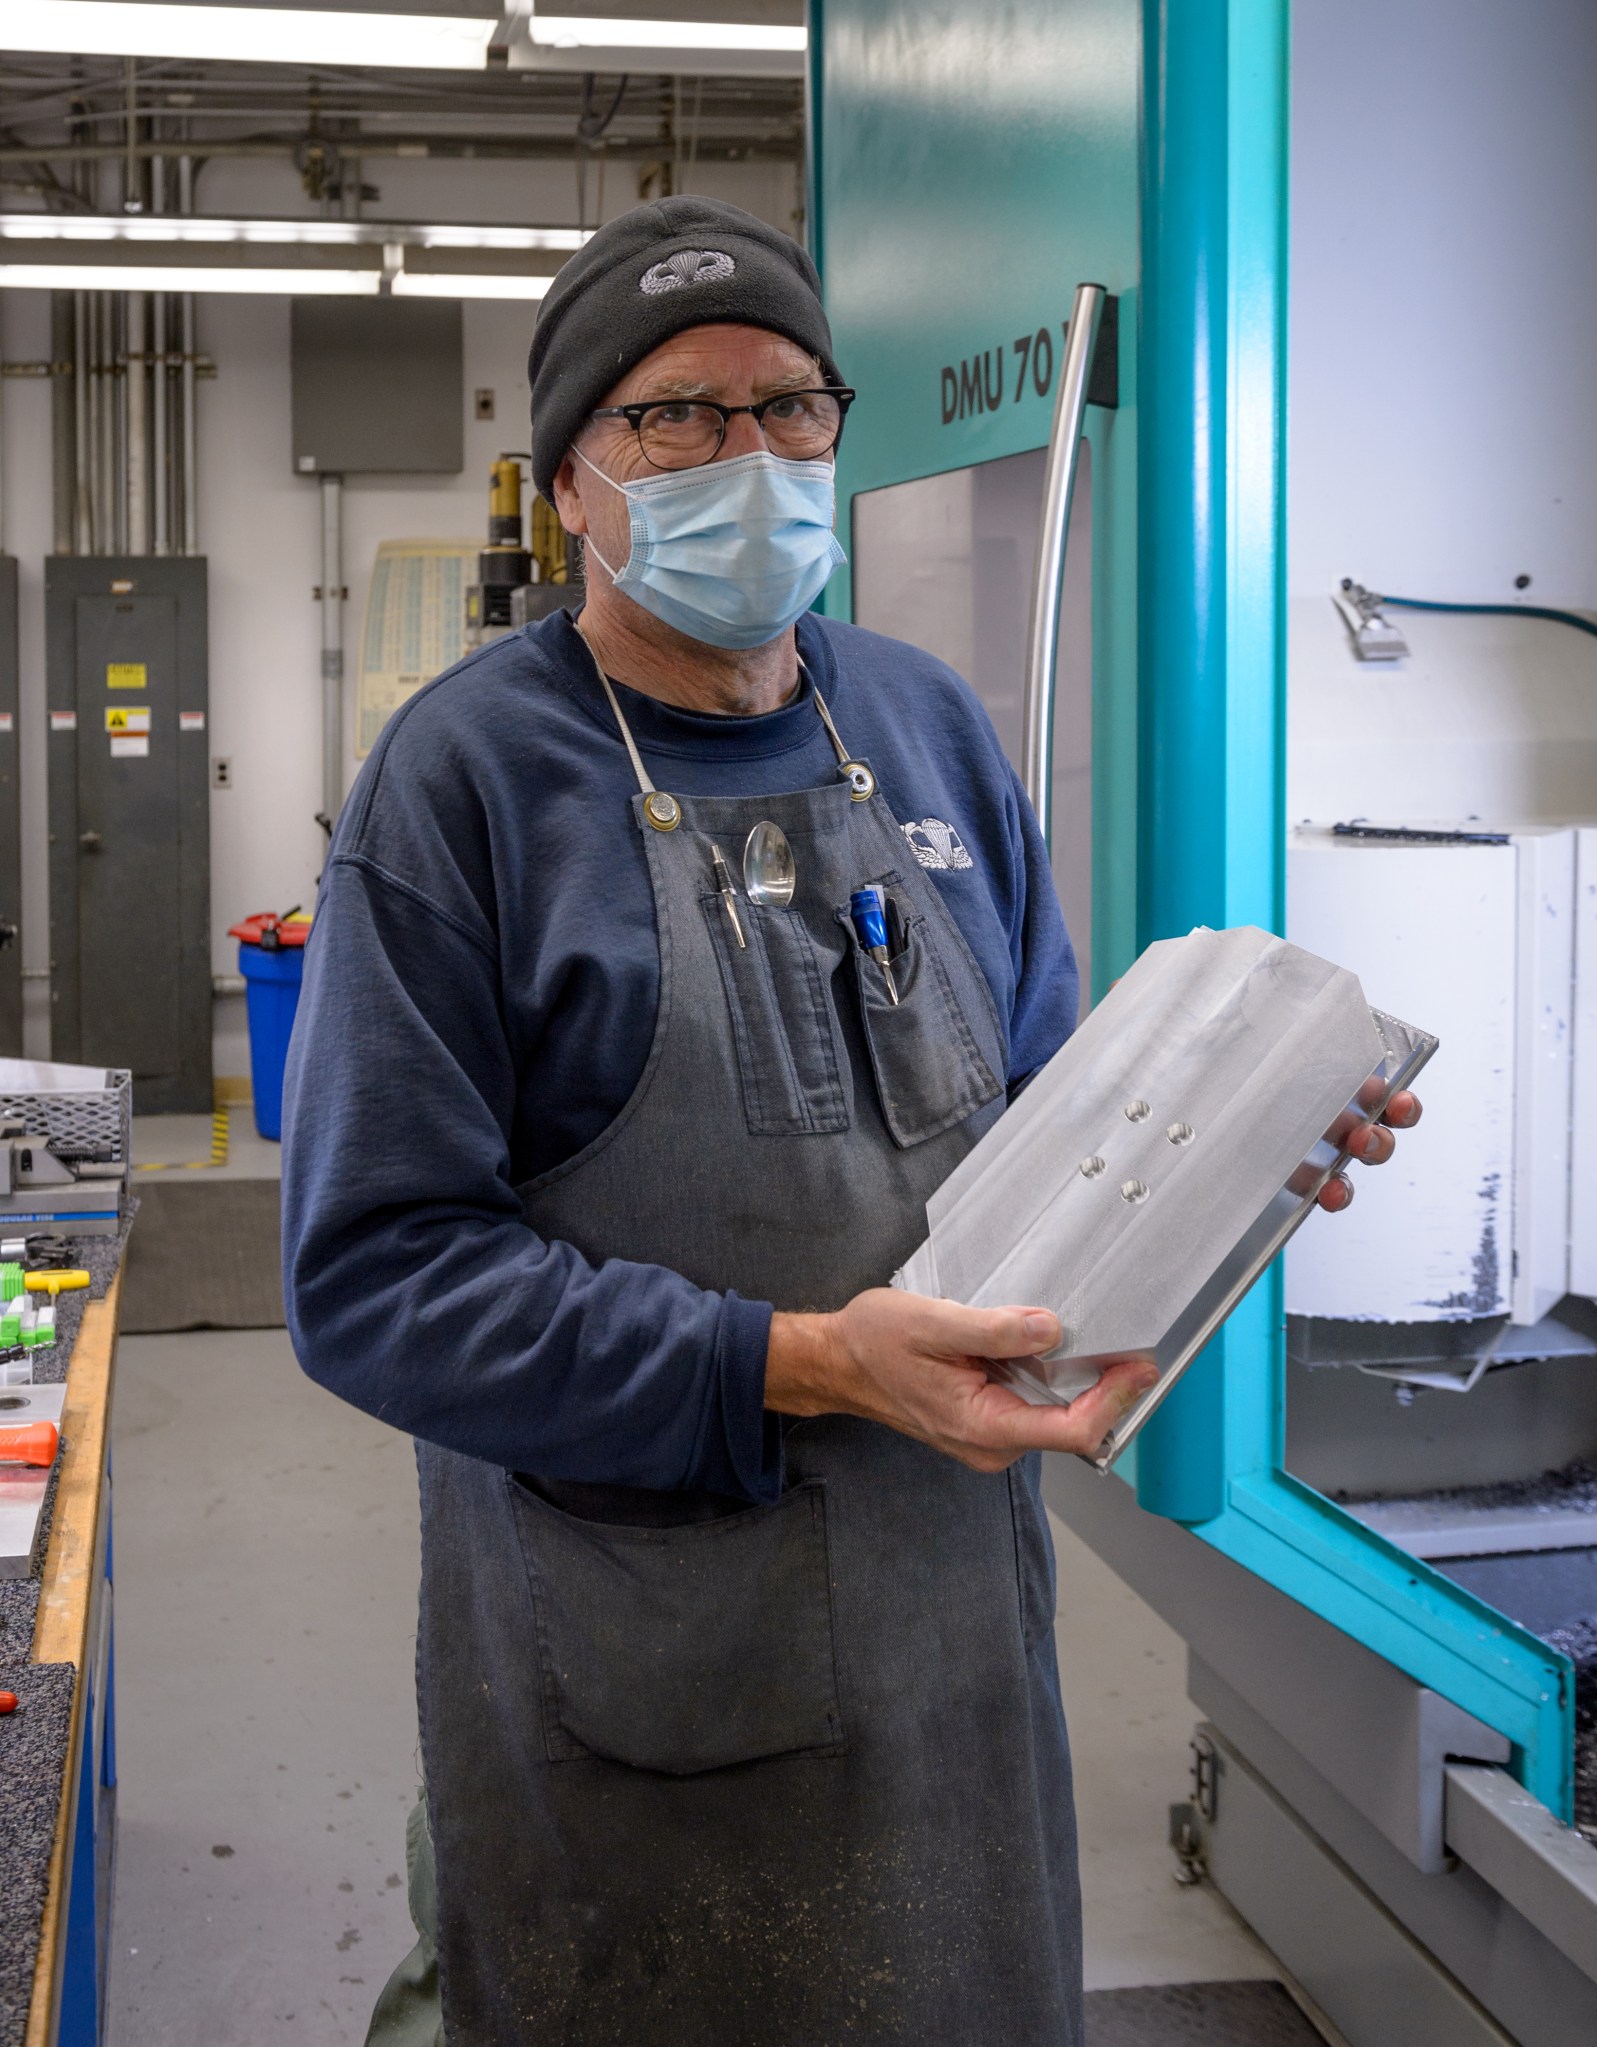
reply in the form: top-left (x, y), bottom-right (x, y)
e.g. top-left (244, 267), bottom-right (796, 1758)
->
top-left (0, 1261), bottom-right (121, 2047)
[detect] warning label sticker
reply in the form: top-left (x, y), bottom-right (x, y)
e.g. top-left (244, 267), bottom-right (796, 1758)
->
top-left (0, 713), bottom-right (12, 735)
top-left (110, 736), bottom-right (150, 759)
top-left (107, 663), bottom-right (148, 690)
top-left (49, 710), bottom-right (77, 732)
top-left (105, 705), bottom-right (151, 735)
top-left (178, 710), bottom-right (206, 732)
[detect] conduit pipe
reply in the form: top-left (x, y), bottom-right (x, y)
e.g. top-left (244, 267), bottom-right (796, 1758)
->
top-left (72, 291), bottom-right (89, 552)
top-left (320, 473), bottom-right (345, 827)
top-left (179, 153), bottom-right (196, 555)
top-left (49, 293), bottom-right (73, 555)
top-left (126, 289), bottom-right (147, 553)
top-left (151, 287), bottom-right (168, 552)
top-left (150, 141), bottom-right (169, 555)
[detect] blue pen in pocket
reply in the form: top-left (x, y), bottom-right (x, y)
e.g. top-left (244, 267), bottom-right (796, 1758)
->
top-left (849, 886), bottom-right (900, 1007)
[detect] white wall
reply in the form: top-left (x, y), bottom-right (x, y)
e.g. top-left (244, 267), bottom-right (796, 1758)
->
top-left (0, 154), bottom-right (800, 1070)
top-left (1287, 0), bottom-right (1597, 829)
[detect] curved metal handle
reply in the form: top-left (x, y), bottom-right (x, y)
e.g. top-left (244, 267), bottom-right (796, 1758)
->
top-left (1021, 282), bottom-right (1107, 849)
top-left (78, 831), bottom-right (103, 854)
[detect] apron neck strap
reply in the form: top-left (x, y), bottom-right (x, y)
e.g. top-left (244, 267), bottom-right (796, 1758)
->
top-left (808, 674), bottom-right (851, 773)
top-left (577, 629), bottom-right (875, 810)
top-left (578, 629), bottom-right (660, 797)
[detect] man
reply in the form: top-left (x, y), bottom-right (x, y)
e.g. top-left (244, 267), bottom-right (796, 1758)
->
top-left (283, 197), bottom-right (1417, 2046)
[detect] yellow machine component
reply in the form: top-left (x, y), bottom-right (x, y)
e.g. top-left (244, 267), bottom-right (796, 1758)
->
top-left (531, 494), bottom-right (569, 586)
top-left (488, 457), bottom-right (524, 540)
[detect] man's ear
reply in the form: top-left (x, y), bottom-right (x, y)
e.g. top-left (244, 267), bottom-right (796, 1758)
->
top-left (551, 453), bottom-right (586, 535)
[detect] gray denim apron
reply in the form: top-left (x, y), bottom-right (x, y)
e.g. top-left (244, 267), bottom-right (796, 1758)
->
top-left (413, 660), bottom-right (1084, 2044)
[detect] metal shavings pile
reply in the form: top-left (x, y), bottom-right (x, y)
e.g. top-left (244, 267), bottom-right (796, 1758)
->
top-left (1336, 1457), bottom-right (1597, 1517)
top-left (1543, 1615), bottom-right (1597, 1843)
top-left (1338, 1456), bottom-right (1597, 1844)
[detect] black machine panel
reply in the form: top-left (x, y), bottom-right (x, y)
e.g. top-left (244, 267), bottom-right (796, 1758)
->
top-left (46, 557), bottom-right (210, 1113)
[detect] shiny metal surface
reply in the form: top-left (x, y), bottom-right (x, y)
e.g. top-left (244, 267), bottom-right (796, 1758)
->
top-left (898, 926), bottom-right (1436, 1470)
top-left (1020, 280), bottom-right (1105, 845)
top-left (742, 818), bottom-right (796, 907)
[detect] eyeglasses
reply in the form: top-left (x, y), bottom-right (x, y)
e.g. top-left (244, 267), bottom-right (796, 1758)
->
top-left (586, 386), bottom-right (856, 471)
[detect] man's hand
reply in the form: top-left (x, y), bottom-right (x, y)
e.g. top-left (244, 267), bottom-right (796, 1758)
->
top-left (1315, 1087), bottom-right (1424, 1214)
top-left (765, 1291), bottom-right (1159, 1471)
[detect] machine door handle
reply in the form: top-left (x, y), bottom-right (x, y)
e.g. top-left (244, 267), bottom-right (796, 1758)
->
top-left (1021, 281), bottom-right (1108, 851)
top-left (78, 830), bottom-right (103, 853)
top-left (0, 923), bottom-right (15, 949)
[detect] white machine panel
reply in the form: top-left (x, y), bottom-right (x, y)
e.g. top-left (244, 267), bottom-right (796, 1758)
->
top-left (1572, 827), bottom-right (1597, 1301)
top-left (1285, 834), bottom-right (1517, 1322)
top-left (1512, 829), bottom-right (1576, 1324)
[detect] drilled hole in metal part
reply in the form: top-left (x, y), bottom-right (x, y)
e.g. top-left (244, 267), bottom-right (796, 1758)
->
top-left (1125, 1099), bottom-right (1151, 1122)
top-left (0, 1394), bottom-right (24, 1410)
top-left (1166, 1122), bottom-right (1195, 1146)
top-left (1120, 1179), bottom-right (1150, 1204)
top-left (1080, 1155), bottom-right (1107, 1179)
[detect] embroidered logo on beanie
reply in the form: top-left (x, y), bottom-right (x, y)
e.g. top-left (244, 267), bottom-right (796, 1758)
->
top-left (639, 249), bottom-right (736, 296)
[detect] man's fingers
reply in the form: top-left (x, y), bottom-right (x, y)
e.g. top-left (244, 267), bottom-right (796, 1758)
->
top-left (909, 1295), bottom-right (1062, 1361)
top-left (968, 1358), bottom-right (1158, 1457)
top-left (1382, 1090), bottom-right (1422, 1130)
top-left (1353, 1121), bottom-right (1395, 1166)
top-left (1316, 1170), bottom-right (1354, 1213)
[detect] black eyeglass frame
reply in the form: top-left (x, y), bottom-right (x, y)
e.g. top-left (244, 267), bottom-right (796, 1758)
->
top-left (586, 386), bottom-right (857, 468)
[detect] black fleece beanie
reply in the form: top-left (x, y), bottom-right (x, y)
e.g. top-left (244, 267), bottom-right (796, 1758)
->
top-left (528, 196), bottom-right (840, 500)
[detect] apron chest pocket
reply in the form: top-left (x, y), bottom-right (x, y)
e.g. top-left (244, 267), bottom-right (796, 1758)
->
top-left (508, 1476), bottom-right (846, 1775)
top-left (838, 881), bottom-right (1004, 1148)
top-left (702, 895), bottom-right (851, 1137)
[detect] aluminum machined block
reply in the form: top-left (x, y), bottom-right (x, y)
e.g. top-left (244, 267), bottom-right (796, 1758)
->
top-left (898, 925), bottom-right (1436, 1468)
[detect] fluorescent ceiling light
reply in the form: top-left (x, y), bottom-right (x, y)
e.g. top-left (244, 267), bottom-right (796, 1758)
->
top-left (528, 14), bottom-right (803, 54)
top-left (392, 272), bottom-right (552, 300)
top-left (2, 2), bottom-right (496, 69)
top-left (0, 214), bottom-right (587, 253)
top-left (0, 262), bottom-right (381, 294)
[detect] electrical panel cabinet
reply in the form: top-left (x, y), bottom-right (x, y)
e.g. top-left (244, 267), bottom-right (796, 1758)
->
top-left (46, 557), bottom-right (210, 1113)
top-left (0, 557), bottom-right (18, 1056)
top-left (290, 298), bottom-right (463, 475)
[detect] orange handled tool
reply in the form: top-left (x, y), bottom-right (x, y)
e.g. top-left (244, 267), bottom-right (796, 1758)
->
top-left (0, 1422), bottom-right (59, 1467)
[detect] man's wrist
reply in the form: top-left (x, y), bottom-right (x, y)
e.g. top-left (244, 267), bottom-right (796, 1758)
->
top-left (765, 1308), bottom-right (856, 1418)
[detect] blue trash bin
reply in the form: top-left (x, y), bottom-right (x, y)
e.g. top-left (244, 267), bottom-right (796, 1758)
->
top-left (237, 940), bottom-right (305, 1140)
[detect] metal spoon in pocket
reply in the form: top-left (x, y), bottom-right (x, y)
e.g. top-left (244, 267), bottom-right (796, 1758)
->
top-left (742, 819), bottom-right (796, 909)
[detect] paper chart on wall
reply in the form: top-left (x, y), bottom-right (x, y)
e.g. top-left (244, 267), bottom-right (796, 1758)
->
top-left (356, 540), bottom-right (477, 757)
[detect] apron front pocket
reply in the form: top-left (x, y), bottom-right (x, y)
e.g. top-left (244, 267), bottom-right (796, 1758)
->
top-left (702, 894), bottom-right (851, 1137)
top-left (838, 881), bottom-right (1004, 1148)
top-left (507, 1475), bottom-right (846, 1775)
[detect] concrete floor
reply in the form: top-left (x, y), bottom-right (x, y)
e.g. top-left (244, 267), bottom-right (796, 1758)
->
top-left (104, 1324), bottom-right (1272, 2044)
top-left (131, 1109), bottom-right (284, 1181)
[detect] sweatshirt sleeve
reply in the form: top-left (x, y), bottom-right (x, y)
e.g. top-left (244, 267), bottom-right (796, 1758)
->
top-left (280, 855), bottom-right (781, 1502)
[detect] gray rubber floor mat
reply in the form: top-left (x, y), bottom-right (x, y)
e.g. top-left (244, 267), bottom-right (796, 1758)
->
top-left (0, 1662), bottom-right (76, 2047)
top-left (119, 1176), bottom-right (285, 1332)
top-left (1084, 1979), bottom-right (1326, 2045)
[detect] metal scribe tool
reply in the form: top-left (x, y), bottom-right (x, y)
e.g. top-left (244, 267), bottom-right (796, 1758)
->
top-left (710, 845), bottom-right (746, 949)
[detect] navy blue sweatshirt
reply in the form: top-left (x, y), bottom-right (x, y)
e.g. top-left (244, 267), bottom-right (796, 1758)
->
top-left (281, 609), bottom-right (1077, 1503)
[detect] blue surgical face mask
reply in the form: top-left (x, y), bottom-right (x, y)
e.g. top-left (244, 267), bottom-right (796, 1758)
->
top-left (575, 445), bottom-right (847, 651)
